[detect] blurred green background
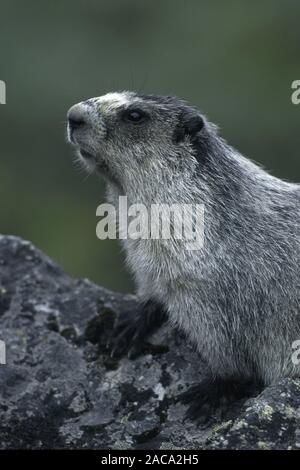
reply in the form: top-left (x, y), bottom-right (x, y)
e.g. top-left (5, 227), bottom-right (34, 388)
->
top-left (0, 0), bottom-right (299, 293)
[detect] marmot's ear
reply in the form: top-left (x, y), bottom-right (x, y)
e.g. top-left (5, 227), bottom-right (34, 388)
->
top-left (173, 108), bottom-right (204, 143)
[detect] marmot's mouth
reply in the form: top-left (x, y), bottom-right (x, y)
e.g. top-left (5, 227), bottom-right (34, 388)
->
top-left (78, 147), bottom-right (116, 183)
top-left (80, 149), bottom-right (94, 160)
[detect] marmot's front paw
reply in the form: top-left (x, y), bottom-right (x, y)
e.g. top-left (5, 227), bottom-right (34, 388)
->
top-left (109, 300), bottom-right (166, 359)
top-left (179, 377), bottom-right (262, 425)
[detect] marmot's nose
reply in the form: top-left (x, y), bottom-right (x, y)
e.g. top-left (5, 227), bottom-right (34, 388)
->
top-left (67, 104), bottom-right (88, 130)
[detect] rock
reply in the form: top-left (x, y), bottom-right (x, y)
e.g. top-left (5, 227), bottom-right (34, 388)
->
top-left (0, 234), bottom-right (299, 449)
top-left (206, 379), bottom-right (300, 450)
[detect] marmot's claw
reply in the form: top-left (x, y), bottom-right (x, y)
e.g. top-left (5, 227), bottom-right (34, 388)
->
top-left (108, 300), bottom-right (167, 359)
top-left (109, 321), bottom-right (144, 359)
top-left (179, 378), bottom-right (262, 425)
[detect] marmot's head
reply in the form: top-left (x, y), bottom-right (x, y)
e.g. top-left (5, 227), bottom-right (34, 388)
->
top-left (67, 91), bottom-right (216, 190)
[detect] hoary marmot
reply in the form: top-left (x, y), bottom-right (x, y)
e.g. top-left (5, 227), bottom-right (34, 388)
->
top-left (67, 91), bottom-right (300, 421)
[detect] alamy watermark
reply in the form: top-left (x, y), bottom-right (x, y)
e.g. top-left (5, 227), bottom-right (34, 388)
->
top-left (96, 196), bottom-right (205, 250)
top-left (0, 340), bottom-right (6, 365)
top-left (0, 80), bottom-right (6, 104)
top-left (291, 340), bottom-right (300, 365)
top-left (0, 82), bottom-right (6, 359)
top-left (291, 80), bottom-right (300, 105)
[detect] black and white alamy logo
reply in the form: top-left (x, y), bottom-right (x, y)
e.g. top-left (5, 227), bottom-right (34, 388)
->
top-left (0, 80), bottom-right (6, 104)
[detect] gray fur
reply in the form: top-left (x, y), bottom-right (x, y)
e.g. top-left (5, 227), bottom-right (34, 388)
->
top-left (67, 91), bottom-right (300, 386)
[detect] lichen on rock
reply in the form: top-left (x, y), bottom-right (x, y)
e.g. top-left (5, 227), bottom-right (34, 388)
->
top-left (0, 235), bottom-right (299, 449)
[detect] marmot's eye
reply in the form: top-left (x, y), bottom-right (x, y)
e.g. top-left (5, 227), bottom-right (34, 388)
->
top-left (122, 109), bottom-right (147, 123)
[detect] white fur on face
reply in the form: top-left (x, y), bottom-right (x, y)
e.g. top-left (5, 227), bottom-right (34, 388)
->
top-left (95, 92), bottom-right (134, 111)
